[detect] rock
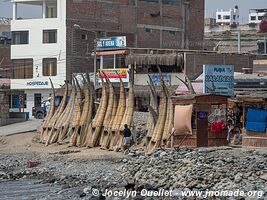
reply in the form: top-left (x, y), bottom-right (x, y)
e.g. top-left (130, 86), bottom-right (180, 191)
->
top-left (76, 190), bottom-right (86, 198)
top-left (83, 186), bottom-right (92, 194)
top-left (234, 173), bottom-right (242, 183)
top-left (260, 173), bottom-right (267, 181)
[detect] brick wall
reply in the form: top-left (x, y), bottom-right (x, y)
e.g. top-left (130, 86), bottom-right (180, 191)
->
top-left (0, 91), bottom-right (9, 126)
top-left (0, 46), bottom-right (11, 78)
top-left (66, 0), bottom-right (204, 80)
top-left (185, 52), bottom-right (256, 80)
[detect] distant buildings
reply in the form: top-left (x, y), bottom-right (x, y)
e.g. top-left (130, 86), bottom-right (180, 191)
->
top-left (216, 7), bottom-right (239, 26)
top-left (249, 9), bottom-right (267, 24)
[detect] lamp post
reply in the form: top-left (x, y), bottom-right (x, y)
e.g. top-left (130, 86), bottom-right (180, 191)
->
top-left (73, 24), bottom-right (97, 86)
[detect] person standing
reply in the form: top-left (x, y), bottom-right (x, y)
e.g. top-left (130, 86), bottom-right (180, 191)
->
top-left (122, 124), bottom-right (132, 151)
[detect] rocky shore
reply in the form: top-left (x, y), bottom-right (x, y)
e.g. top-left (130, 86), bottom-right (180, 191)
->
top-left (0, 145), bottom-right (267, 199)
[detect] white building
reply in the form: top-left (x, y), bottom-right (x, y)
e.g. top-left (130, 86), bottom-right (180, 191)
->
top-left (249, 9), bottom-right (267, 24)
top-left (11, 0), bottom-right (66, 116)
top-left (216, 8), bottom-right (239, 25)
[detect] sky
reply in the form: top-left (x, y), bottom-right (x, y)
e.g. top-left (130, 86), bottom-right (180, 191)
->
top-left (0, 0), bottom-right (267, 23)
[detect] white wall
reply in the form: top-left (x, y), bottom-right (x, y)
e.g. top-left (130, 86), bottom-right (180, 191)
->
top-left (216, 9), bottom-right (239, 25)
top-left (25, 89), bottom-right (51, 117)
top-left (10, 0), bottom-right (66, 90)
top-left (249, 12), bottom-right (266, 24)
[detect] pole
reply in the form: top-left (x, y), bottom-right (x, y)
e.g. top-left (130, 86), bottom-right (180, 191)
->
top-left (237, 30), bottom-right (241, 54)
top-left (264, 36), bottom-right (267, 54)
top-left (159, 0), bottom-right (163, 48)
top-left (94, 36), bottom-right (97, 87)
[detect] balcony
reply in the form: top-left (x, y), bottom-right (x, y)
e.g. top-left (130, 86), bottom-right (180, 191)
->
top-left (12, 0), bottom-right (57, 20)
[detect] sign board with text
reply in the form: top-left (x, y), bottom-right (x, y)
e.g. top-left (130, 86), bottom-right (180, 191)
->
top-left (203, 65), bottom-right (234, 96)
top-left (149, 74), bottom-right (171, 86)
top-left (96, 36), bottom-right (126, 49)
top-left (98, 69), bottom-right (129, 83)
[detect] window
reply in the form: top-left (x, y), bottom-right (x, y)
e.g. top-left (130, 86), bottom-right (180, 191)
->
top-left (102, 55), bottom-right (114, 69)
top-left (139, 0), bottom-right (158, 2)
top-left (115, 55), bottom-right (127, 68)
top-left (258, 16), bottom-right (264, 21)
top-left (145, 28), bottom-right (152, 33)
top-left (46, 1), bottom-right (57, 18)
top-left (43, 58), bottom-right (57, 76)
top-left (34, 93), bottom-right (42, 107)
top-left (43, 30), bottom-right (57, 43)
top-left (251, 16), bottom-right (256, 21)
top-left (81, 34), bottom-right (87, 40)
top-left (223, 15), bottom-right (230, 20)
top-left (13, 59), bottom-right (33, 79)
top-left (162, 0), bottom-right (181, 5)
top-left (233, 15), bottom-right (236, 20)
top-left (12, 31), bottom-right (29, 45)
top-left (218, 15), bottom-right (221, 19)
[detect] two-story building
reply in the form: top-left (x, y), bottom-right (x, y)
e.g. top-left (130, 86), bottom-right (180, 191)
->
top-left (216, 7), bottom-right (239, 26)
top-left (249, 9), bottom-right (267, 24)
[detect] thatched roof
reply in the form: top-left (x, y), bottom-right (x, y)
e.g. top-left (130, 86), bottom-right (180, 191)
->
top-left (126, 53), bottom-right (183, 66)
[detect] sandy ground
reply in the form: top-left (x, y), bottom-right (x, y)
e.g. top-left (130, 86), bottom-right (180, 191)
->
top-left (0, 131), bottom-right (123, 160)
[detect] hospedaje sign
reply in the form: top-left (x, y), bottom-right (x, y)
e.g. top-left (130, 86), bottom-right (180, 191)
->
top-left (203, 65), bottom-right (234, 96)
top-left (98, 69), bottom-right (129, 83)
top-left (96, 36), bottom-right (126, 49)
top-left (26, 81), bottom-right (49, 86)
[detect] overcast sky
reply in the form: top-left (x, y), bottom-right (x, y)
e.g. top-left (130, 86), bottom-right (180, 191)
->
top-left (0, 0), bottom-right (267, 23)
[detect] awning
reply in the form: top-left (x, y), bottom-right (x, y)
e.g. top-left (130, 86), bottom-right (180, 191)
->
top-left (126, 53), bottom-right (183, 66)
top-left (95, 50), bottom-right (128, 56)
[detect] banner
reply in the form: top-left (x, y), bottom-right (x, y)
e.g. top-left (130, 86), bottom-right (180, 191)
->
top-left (96, 36), bottom-right (126, 49)
top-left (149, 74), bottom-right (171, 86)
top-left (98, 69), bottom-right (129, 83)
top-left (203, 65), bottom-right (234, 96)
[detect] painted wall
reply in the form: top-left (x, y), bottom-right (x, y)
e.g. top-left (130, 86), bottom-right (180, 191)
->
top-left (10, 0), bottom-right (66, 90)
top-left (134, 73), bottom-right (184, 86)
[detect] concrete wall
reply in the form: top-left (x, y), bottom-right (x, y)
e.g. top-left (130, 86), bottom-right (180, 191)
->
top-left (185, 52), bottom-right (255, 80)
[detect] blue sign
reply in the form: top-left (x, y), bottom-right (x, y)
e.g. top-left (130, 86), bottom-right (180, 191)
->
top-left (203, 65), bottom-right (234, 96)
top-left (149, 74), bottom-right (171, 86)
top-left (96, 36), bottom-right (126, 49)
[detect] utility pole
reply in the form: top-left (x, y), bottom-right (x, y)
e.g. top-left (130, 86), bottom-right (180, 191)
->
top-left (237, 30), bottom-right (241, 54)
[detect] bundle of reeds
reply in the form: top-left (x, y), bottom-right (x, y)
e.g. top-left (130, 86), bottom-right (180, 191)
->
top-left (40, 78), bottom-right (56, 143)
top-left (45, 81), bottom-right (69, 146)
top-left (77, 74), bottom-right (92, 147)
top-left (85, 71), bottom-right (109, 147)
top-left (68, 77), bottom-right (83, 147)
top-left (109, 78), bottom-right (126, 150)
top-left (100, 73), bottom-right (114, 147)
top-left (57, 79), bottom-right (76, 144)
top-left (116, 82), bottom-right (135, 148)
